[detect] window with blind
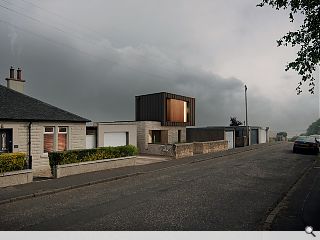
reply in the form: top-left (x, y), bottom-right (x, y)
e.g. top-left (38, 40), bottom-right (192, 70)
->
top-left (58, 127), bottom-right (68, 151)
top-left (44, 127), bottom-right (54, 153)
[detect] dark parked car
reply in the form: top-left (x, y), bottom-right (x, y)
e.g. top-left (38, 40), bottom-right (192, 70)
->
top-left (293, 136), bottom-right (319, 155)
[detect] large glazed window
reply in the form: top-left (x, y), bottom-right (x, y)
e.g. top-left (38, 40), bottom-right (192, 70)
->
top-left (44, 127), bottom-right (54, 153)
top-left (149, 130), bottom-right (168, 144)
top-left (166, 99), bottom-right (188, 123)
top-left (58, 127), bottom-right (68, 151)
top-left (150, 130), bottom-right (161, 144)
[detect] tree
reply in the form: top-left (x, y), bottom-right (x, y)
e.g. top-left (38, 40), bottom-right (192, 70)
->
top-left (257, 1), bottom-right (320, 94)
top-left (306, 118), bottom-right (320, 135)
top-left (276, 131), bottom-right (288, 137)
top-left (230, 117), bottom-right (243, 126)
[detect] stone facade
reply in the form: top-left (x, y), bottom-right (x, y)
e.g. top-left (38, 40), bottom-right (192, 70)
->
top-left (135, 121), bottom-right (186, 155)
top-left (0, 121), bottom-right (86, 175)
top-left (174, 143), bottom-right (193, 158)
top-left (193, 140), bottom-right (228, 154)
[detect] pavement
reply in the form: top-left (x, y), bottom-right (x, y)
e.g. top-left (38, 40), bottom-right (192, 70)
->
top-left (0, 142), bottom-right (282, 205)
top-left (271, 154), bottom-right (320, 231)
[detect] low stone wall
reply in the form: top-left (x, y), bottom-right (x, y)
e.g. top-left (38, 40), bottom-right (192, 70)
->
top-left (0, 169), bottom-right (33, 188)
top-left (53, 156), bottom-right (136, 178)
top-left (174, 143), bottom-right (194, 159)
top-left (193, 140), bottom-right (228, 154)
top-left (145, 144), bottom-right (167, 156)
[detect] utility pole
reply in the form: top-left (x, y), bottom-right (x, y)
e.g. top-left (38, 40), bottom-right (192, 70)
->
top-left (245, 85), bottom-right (249, 146)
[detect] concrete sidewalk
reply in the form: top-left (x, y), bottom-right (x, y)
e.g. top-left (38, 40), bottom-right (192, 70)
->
top-left (271, 156), bottom-right (320, 231)
top-left (0, 142), bottom-right (283, 205)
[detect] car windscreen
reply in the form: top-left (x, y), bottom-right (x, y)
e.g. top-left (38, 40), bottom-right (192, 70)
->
top-left (296, 136), bottom-right (317, 143)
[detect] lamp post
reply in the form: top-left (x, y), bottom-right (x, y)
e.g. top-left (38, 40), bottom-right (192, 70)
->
top-left (245, 85), bottom-right (249, 146)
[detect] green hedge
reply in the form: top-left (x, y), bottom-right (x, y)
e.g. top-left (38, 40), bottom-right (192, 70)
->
top-left (0, 153), bottom-right (26, 173)
top-left (49, 145), bottom-right (138, 168)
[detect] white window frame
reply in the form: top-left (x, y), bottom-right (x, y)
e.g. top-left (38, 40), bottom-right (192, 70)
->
top-left (43, 126), bottom-right (55, 154)
top-left (58, 126), bottom-right (68, 151)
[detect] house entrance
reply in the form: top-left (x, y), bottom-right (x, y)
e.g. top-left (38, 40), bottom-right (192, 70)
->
top-left (0, 129), bottom-right (13, 153)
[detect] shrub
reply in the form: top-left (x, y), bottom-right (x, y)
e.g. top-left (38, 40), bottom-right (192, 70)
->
top-left (0, 152), bottom-right (26, 173)
top-left (49, 145), bottom-right (138, 168)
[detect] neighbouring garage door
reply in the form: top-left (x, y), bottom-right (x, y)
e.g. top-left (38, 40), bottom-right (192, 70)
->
top-left (104, 132), bottom-right (127, 147)
top-left (259, 129), bottom-right (267, 144)
top-left (86, 135), bottom-right (96, 149)
top-left (251, 129), bottom-right (259, 145)
top-left (225, 131), bottom-right (234, 149)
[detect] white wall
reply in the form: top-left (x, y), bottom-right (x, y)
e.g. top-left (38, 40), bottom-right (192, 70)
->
top-left (259, 128), bottom-right (267, 144)
top-left (97, 123), bottom-right (137, 147)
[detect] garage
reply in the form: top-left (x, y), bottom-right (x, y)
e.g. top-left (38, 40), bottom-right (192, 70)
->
top-left (104, 132), bottom-right (128, 147)
top-left (251, 129), bottom-right (259, 145)
top-left (86, 135), bottom-right (96, 149)
top-left (225, 131), bottom-right (234, 149)
top-left (86, 126), bottom-right (97, 149)
top-left (259, 128), bottom-right (267, 144)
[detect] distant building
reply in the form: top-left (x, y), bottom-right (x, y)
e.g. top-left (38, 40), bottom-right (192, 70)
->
top-left (186, 125), bottom-right (269, 148)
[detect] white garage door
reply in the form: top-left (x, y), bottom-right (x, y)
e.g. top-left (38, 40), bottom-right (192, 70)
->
top-left (104, 132), bottom-right (127, 147)
top-left (225, 131), bottom-right (234, 149)
top-left (259, 129), bottom-right (267, 144)
top-left (86, 135), bottom-right (96, 149)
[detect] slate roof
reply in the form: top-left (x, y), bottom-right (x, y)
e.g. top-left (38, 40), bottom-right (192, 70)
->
top-left (0, 85), bottom-right (90, 122)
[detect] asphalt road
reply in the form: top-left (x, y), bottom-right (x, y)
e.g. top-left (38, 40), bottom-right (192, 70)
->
top-left (0, 143), bottom-right (316, 230)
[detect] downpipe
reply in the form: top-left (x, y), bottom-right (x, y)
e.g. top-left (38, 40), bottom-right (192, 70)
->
top-left (28, 122), bottom-right (32, 169)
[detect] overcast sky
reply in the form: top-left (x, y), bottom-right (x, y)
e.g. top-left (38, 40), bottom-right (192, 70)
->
top-left (0, 0), bottom-right (319, 137)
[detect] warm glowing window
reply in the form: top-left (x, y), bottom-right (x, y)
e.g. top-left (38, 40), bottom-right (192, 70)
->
top-left (166, 99), bottom-right (188, 122)
top-left (44, 127), bottom-right (54, 153)
top-left (58, 127), bottom-right (68, 151)
top-left (149, 130), bottom-right (168, 144)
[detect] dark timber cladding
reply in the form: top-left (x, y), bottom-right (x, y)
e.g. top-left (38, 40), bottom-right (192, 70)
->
top-left (135, 92), bottom-right (195, 126)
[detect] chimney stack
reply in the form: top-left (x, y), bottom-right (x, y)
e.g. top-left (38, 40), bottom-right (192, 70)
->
top-left (17, 68), bottom-right (22, 80)
top-left (9, 66), bottom-right (14, 79)
top-left (5, 66), bottom-right (25, 93)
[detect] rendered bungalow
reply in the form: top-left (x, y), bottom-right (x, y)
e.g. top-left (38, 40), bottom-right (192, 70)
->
top-left (0, 67), bottom-right (90, 176)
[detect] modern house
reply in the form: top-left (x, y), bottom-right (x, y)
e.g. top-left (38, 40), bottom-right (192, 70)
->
top-left (135, 92), bottom-right (195, 155)
top-left (0, 67), bottom-right (90, 176)
top-left (86, 92), bottom-right (196, 155)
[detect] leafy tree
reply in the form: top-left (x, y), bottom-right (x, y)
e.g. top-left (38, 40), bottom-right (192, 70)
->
top-left (306, 118), bottom-right (320, 135)
top-left (276, 131), bottom-right (288, 137)
top-left (230, 117), bottom-right (243, 126)
top-left (257, 1), bottom-right (320, 94)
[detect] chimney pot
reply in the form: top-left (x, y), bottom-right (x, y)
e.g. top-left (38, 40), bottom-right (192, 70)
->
top-left (10, 66), bottom-right (14, 79)
top-left (17, 68), bottom-right (22, 80)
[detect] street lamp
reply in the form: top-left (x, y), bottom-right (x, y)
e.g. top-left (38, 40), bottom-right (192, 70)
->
top-left (245, 85), bottom-right (249, 146)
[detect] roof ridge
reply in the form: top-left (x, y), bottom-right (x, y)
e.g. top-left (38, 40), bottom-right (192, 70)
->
top-left (0, 84), bottom-right (90, 122)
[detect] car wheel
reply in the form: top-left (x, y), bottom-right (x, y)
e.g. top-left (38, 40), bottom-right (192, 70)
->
top-left (314, 149), bottom-right (319, 155)
top-left (293, 148), bottom-right (297, 153)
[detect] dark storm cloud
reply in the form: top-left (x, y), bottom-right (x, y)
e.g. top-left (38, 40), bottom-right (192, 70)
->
top-left (0, 21), bottom-right (273, 127)
top-left (0, 0), bottom-right (318, 137)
